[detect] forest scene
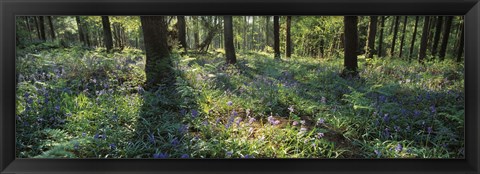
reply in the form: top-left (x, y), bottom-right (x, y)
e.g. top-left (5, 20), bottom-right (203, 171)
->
top-left (15, 16), bottom-right (465, 158)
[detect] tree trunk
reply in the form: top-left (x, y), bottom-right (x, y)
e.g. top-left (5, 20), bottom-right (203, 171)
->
top-left (409, 16), bottom-right (419, 60)
top-left (38, 16), bottom-right (46, 41)
top-left (47, 16), bottom-right (56, 40)
top-left (34, 17), bottom-right (41, 40)
top-left (343, 16), bottom-right (359, 77)
top-left (377, 16), bottom-right (385, 57)
top-left (224, 16), bottom-right (237, 64)
top-left (419, 16), bottom-right (430, 63)
top-left (273, 16), bottom-right (281, 59)
top-left (140, 16), bottom-right (171, 89)
top-left (390, 16), bottom-right (400, 57)
top-left (75, 16), bottom-right (85, 45)
top-left (365, 16), bottom-right (377, 58)
top-left (177, 16), bottom-right (188, 53)
top-left (431, 16), bottom-right (443, 57)
top-left (265, 16), bottom-right (270, 49)
top-left (24, 17), bottom-right (33, 41)
top-left (286, 16), bottom-right (292, 58)
top-left (456, 19), bottom-right (464, 62)
top-left (398, 16), bottom-right (408, 58)
top-left (102, 16), bottom-right (114, 52)
top-left (439, 16), bottom-right (453, 60)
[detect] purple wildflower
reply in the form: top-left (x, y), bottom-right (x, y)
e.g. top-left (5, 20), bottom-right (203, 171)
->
top-left (292, 121), bottom-right (299, 126)
top-left (153, 153), bottom-right (169, 159)
top-left (316, 132), bottom-right (325, 139)
top-left (382, 114), bottom-right (389, 123)
top-left (227, 101), bottom-right (233, 106)
top-left (317, 118), bottom-right (325, 125)
top-left (180, 109), bottom-right (186, 116)
top-left (243, 154), bottom-right (254, 158)
top-left (148, 133), bottom-right (155, 144)
top-left (232, 110), bottom-right (238, 117)
top-left (110, 143), bottom-right (116, 150)
top-left (82, 132), bottom-right (86, 137)
top-left (395, 144), bottom-right (403, 152)
top-left (181, 154), bottom-right (189, 158)
top-left (191, 109), bottom-right (199, 118)
top-left (427, 127), bottom-right (433, 134)
top-left (235, 117), bottom-right (243, 126)
top-left (226, 151), bottom-right (233, 157)
top-left (413, 110), bottom-right (421, 117)
top-left (248, 117), bottom-right (256, 124)
top-left (430, 105), bottom-right (436, 113)
top-left (171, 138), bottom-right (180, 147)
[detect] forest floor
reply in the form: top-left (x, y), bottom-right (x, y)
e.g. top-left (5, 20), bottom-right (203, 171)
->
top-left (16, 43), bottom-right (465, 158)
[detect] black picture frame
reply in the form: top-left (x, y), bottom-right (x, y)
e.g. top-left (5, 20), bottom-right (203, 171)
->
top-left (1, 0), bottom-right (479, 173)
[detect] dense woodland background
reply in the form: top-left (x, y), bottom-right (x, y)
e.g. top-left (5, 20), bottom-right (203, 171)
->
top-left (15, 16), bottom-right (464, 158)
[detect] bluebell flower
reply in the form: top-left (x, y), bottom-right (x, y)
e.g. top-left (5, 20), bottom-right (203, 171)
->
top-left (427, 127), bottom-right (433, 134)
top-left (94, 133), bottom-right (100, 140)
top-left (180, 109), bottom-right (186, 116)
top-left (235, 117), bottom-right (243, 126)
top-left (232, 110), bottom-right (238, 117)
top-left (430, 105), bottom-right (436, 113)
top-left (394, 126), bottom-right (400, 132)
top-left (395, 144), bottom-right (403, 152)
top-left (248, 117), bottom-right (256, 125)
top-left (215, 118), bottom-right (221, 125)
top-left (153, 153), bottom-right (169, 159)
top-left (180, 154), bottom-right (189, 158)
top-left (374, 149), bottom-right (381, 157)
top-left (191, 109), bottom-right (199, 118)
top-left (178, 124), bottom-right (189, 134)
top-left (82, 132), bottom-right (86, 137)
top-left (382, 114), bottom-right (389, 123)
top-left (148, 133), bottom-right (155, 144)
top-left (110, 143), bottom-right (116, 150)
top-left (226, 151), bottom-right (233, 157)
top-left (202, 120), bottom-right (209, 126)
top-left (384, 128), bottom-right (390, 139)
top-left (413, 110), bottom-right (421, 117)
top-left (227, 101), bottom-right (233, 106)
top-left (243, 154), bottom-right (254, 158)
top-left (171, 138), bottom-right (180, 147)
top-left (316, 132), bottom-right (325, 139)
top-left (317, 118), bottom-right (325, 125)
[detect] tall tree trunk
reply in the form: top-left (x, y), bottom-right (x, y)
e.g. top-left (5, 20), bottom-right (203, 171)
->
top-left (342, 16), bottom-right (359, 77)
top-left (75, 16), bottom-right (85, 45)
top-left (286, 16), bottom-right (292, 58)
top-left (409, 16), bottom-right (419, 59)
top-left (265, 16), bottom-right (270, 49)
top-left (193, 16), bottom-right (200, 49)
top-left (38, 16), bottom-right (46, 41)
top-left (47, 16), bottom-right (55, 40)
top-left (377, 16), bottom-right (385, 57)
top-left (177, 16), bottom-right (188, 53)
top-left (419, 16), bottom-right (430, 63)
top-left (224, 16), bottom-right (237, 64)
top-left (398, 16), bottom-right (408, 58)
top-left (365, 16), bottom-right (377, 58)
top-left (251, 16), bottom-right (255, 50)
top-left (34, 17), bottom-right (41, 40)
top-left (456, 19), bottom-right (464, 62)
top-left (390, 16), bottom-right (400, 57)
top-left (431, 16), bottom-right (443, 57)
top-left (140, 16), bottom-right (171, 89)
top-left (24, 17), bottom-right (33, 41)
top-left (439, 16), bottom-right (453, 60)
top-left (273, 16), bottom-right (280, 59)
top-left (101, 16), bottom-right (114, 52)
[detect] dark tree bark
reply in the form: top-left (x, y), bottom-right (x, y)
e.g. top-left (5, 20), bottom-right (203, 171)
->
top-left (101, 16), bottom-right (114, 52)
top-left (365, 16), bottom-right (378, 58)
top-left (224, 16), bottom-right (237, 64)
top-left (439, 16), bottom-right (453, 60)
top-left (193, 16), bottom-right (200, 49)
top-left (377, 16), bottom-right (385, 57)
top-left (47, 16), bottom-right (56, 40)
top-left (198, 17), bottom-right (222, 52)
top-left (273, 16), bottom-right (281, 59)
top-left (398, 16), bottom-right (408, 58)
top-left (390, 16), bottom-right (400, 57)
top-left (409, 16), bottom-right (419, 59)
top-left (456, 19), bottom-right (464, 62)
top-left (140, 16), bottom-right (171, 89)
top-left (265, 16), bottom-right (270, 48)
top-left (24, 17), bottom-right (32, 41)
top-left (419, 16), bottom-right (430, 63)
top-left (431, 16), bottom-right (443, 57)
top-left (34, 17), bottom-right (41, 40)
top-left (38, 16), bottom-right (46, 41)
top-left (176, 16), bottom-right (188, 53)
top-left (286, 16), bottom-right (292, 58)
top-left (342, 16), bottom-right (359, 77)
top-left (75, 16), bottom-right (86, 44)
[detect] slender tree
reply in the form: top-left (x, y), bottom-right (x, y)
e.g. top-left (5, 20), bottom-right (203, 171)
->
top-left (439, 16), bottom-right (453, 60)
top-left (273, 16), bottom-right (280, 59)
top-left (390, 16), bottom-right (400, 56)
top-left (47, 16), bottom-right (55, 40)
top-left (101, 16), bottom-right (114, 52)
top-left (265, 16), bottom-right (270, 48)
top-left (286, 16), bottom-right (292, 58)
top-left (140, 16), bottom-right (171, 89)
top-left (377, 16), bottom-right (385, 57)
top-left (365, 16), bottom-right (378, 58)
top-left (34, 17), bottom-right (41, 40)
top-left (456, 19), bottom-right (464, 62)
top-left (177, 16), bottom-right (188, 53)
top-left (398, 16), bottom-right (407, 58)
top-left (342, 16), bottom-right (359, 77)
top-left (431, 16), bottom-right (443, 57)
top-left (75, 16), bottom-right (86, 44)
top-left (419, 16), bottom-right (430, 63)
top-left (409, 16), bottom-right (419, 59)
top-left (224, 16), bottom-right (237, 64)
top-left (38, 16), bottom-right (46, 41)
top-left (24, 17), bottom-right (32, 41)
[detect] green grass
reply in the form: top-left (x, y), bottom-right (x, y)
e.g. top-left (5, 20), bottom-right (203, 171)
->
top-left (16, 43), bottom-right (464, 158)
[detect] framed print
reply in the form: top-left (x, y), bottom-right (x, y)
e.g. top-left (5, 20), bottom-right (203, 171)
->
top-left (1, 0), bottom-right (479, 173)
